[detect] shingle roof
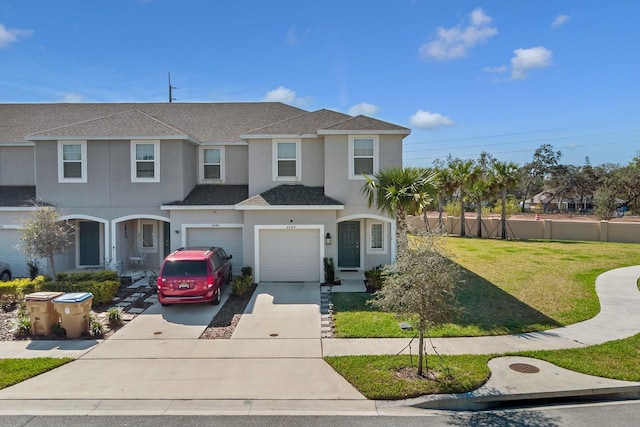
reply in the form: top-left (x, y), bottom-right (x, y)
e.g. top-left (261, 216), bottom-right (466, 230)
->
top-left (0, 103), bottom-right (307, 143)
top-left (237, 185), bottom-right (343, 207)
top-left (165, 185), bottom-right (249, 206)
top-left (319, 115), bottom-right (410, 133)
top-left (0, 186), bottom-right (36, 207)
top-left (27, 109), bottom-right (192, 140)
top-left (244, 109), bottom-right (352, 136)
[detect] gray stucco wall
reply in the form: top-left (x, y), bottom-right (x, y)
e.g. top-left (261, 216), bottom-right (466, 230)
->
top-left (0, 145), bottom-right (35, 186)
top-left (224, 145), bottom-right (249, 185)
top-left (35, 139), bottom-right (193, 208)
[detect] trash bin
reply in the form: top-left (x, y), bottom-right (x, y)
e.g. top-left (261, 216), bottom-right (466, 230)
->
top-left (52, 292), bottom-right (94, 338)
top-left (24, 291), bottom-right (64, 336)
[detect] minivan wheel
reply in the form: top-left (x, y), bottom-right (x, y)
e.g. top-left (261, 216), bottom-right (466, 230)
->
top-left (0, 271), bottom-right (10, 282)
top-left (211, 287), bottom-right (221, 305)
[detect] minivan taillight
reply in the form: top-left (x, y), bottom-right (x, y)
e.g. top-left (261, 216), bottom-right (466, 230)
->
top-left (207, 276), bottom-right (214, 289)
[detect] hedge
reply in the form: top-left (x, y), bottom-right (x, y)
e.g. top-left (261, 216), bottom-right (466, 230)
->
top-left (0, 272), bottom-right (120, 306)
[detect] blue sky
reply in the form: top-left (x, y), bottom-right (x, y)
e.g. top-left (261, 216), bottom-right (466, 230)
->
top-left (1, 1), bottom-right (639, 168)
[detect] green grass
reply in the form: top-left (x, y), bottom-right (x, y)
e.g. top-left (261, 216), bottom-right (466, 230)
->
top-left (0, 358), bottom-right (73, 389)
top-left (517, 333), bottom-right (640, 381)
top-left (333, 238), bottom-right (640, 337)
top-left (326, 333), bottom-right (640, 400)
top-left (325, 353), bottom-right (493, 400)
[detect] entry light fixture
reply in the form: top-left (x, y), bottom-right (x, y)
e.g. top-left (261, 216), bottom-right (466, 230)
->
top-left (325, 232), bottom-right (332, 245)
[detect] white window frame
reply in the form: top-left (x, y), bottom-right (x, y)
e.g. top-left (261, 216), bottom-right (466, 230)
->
top-left (130, 140), bottom-right (160, 183)
top-left (140, 220), bottom-right (157, 252)
top-left (348, 135), bottom-right (379, 180)
top-left (199, 146), bottom-right (225, 183)
top-left (367, 220), bottom-right (387, 254)
top-left (57, 140), bottom-right (87, 183)
top-left (272, 139), bottom-right (301, 182)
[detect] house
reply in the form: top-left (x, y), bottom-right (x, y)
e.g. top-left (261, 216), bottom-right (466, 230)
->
top-left (0, 103), bottom-right (409, 281)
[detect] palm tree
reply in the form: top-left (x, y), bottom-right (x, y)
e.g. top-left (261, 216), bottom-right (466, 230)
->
top-left (492, 160), bottom-right (520, 239)
top-left (448, 159), bottom-right (477, 237)
top-left (361, 166), bottom-right (437, 247)
top-left (467, 175), bottom-right (493, 238)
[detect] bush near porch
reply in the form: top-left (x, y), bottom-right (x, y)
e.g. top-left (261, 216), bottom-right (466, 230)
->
top-left (0, 271), bottom-right (120, 306)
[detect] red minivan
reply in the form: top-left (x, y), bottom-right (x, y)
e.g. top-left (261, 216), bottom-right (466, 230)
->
top-left (157, 247), bottom-right (232, 306)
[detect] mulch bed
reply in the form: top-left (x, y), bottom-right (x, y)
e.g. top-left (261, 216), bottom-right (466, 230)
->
top-left (199, 284), bottom-right (257, 339)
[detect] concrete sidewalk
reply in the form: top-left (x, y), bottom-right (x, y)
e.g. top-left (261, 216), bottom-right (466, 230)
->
top-left (0, 266), bottom-right (639, 415)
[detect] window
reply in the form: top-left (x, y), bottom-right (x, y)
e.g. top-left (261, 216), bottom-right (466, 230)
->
top-left (57, 141), bottom-right (87, 183)
top-left (131, 140), bottom-right (160, 182)
top-left (141, 221), bottom-right (156, 251)
top-left (349, 135), bottom-right (378, 179)
top-left (200, 146), bottom-right (225, 182)
top-left (368, 221), bottom-right (386, 253)
top-left (273, 139), bottom-right (301, 181)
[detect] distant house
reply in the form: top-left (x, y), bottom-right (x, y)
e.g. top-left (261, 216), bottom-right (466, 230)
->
top-left (0, 103), bottom-right (409, 280)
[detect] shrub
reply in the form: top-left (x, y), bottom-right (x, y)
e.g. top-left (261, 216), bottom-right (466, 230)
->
top-left (364, 265), bottom-right (386, 292)
top-left (323, 257), bottom-right (335, 283)
top-left (241, 266), bottom-right (252, 277)
top-left (443, 202), bottom-right (460, 217)
top-left (89, 313), bottom-right (104, 338)
top-left (232, 275), bottom-right (252, 296)
top-left (51, 322), bottom-right (65, 338)
top-left (27, 260), bottom-right (39, 280)
top-left (107, 307), bottom-right (123, 328)
top-left (13, 304), bottom-right (31, 338)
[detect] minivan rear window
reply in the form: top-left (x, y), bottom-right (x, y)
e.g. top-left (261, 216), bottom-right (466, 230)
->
top-left (162, 260), bottom-right (208, 277)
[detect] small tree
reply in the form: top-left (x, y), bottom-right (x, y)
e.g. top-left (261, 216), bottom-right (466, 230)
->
top-left (18, 206), bottom-right (74, 280)
top-left (370, 231), bottom-right (459, 377)
top-left (593, 185), bottom-right (617, 220)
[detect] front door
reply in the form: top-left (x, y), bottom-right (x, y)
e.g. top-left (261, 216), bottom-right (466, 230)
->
top-left (338, 221), bottom-right (360, 268)
top-left (79, 221), bottom-right (100, 266)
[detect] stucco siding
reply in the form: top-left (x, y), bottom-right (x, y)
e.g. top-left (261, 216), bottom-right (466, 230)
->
top-left (224, 145), bottom-right (249, 185)
top-left (248, 139), bottom-right (272, 196)
top-left (0, 146), bottom-right (35, 186)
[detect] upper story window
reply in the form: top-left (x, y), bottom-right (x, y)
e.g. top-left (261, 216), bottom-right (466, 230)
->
top-left (273, 139), bottom-right (301, 181)
top-left (131, 140), bottom-right (160, 183)
top-left (349, 135), bottom-right (379, 179)
top-left (57, 140), bottom-right (87, 183)
top-left (200, 146), bottom-right (225, 183)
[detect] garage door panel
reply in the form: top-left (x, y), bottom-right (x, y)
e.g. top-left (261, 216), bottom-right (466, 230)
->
top-left (186, 228), bottom-right (243, 273)
top-left (259, 229), bottom-right (320, 282)
top-left (0, 230), bottom-right (29, 278)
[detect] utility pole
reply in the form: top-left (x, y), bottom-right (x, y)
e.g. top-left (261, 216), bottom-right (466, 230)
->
top-left (168, 72), bottom-right (177, 103)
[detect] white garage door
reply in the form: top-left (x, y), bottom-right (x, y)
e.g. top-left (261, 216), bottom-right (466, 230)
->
top-left (186, 227), bottom-right (243, 274)
top-left (0, 229), bottom-right (30, 278)
top-left (259, 229), bottom-right (320, 282)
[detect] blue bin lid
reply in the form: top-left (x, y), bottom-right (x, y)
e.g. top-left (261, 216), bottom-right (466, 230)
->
top-left (53, 292), bottom-right (93, 303)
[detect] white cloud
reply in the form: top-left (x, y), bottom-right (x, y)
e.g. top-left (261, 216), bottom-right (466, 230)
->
top-left (409, 110), bottom-right (454, 129)
top-left (58, 92), bottom-right (85, 103)
top-left (551, 14), bottom-right (571, 28)
top-left (286, 26), bottom-right (311, 47)
top-left (483, 65), bottom-right (508, 74)
top-left (348, 102), bottom-right (379, 116)
top-left (0, 24), bottom-right (33, 48)
top-left (262, 86), bottom-right (312, 106)
top-left (510, 46), bottom-right (553, 80)
top-left (263, 86), bottom-right (297, 103)
top-left (419, 7), bottom-right (497, 60)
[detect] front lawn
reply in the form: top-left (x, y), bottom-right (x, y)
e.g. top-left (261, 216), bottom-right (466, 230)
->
top-left (326, 333), bottom-right (640, 400)
top-left (332, 238), bottom-right (640, 337)
top-left (0, 358), bottom-right (73, 390)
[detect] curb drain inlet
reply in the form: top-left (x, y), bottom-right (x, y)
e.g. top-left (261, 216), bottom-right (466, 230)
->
top-left (270, 333), bottom-right (279, 337)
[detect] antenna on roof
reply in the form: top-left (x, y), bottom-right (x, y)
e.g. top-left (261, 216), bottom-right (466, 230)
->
top-left (168, 72), bottom-right (177, 103)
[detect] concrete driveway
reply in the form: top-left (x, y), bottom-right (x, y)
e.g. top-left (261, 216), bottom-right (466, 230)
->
top-left (0, 281), bottom-right (365, 404)
top-left (231, 282), bottom-right (321, 339)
